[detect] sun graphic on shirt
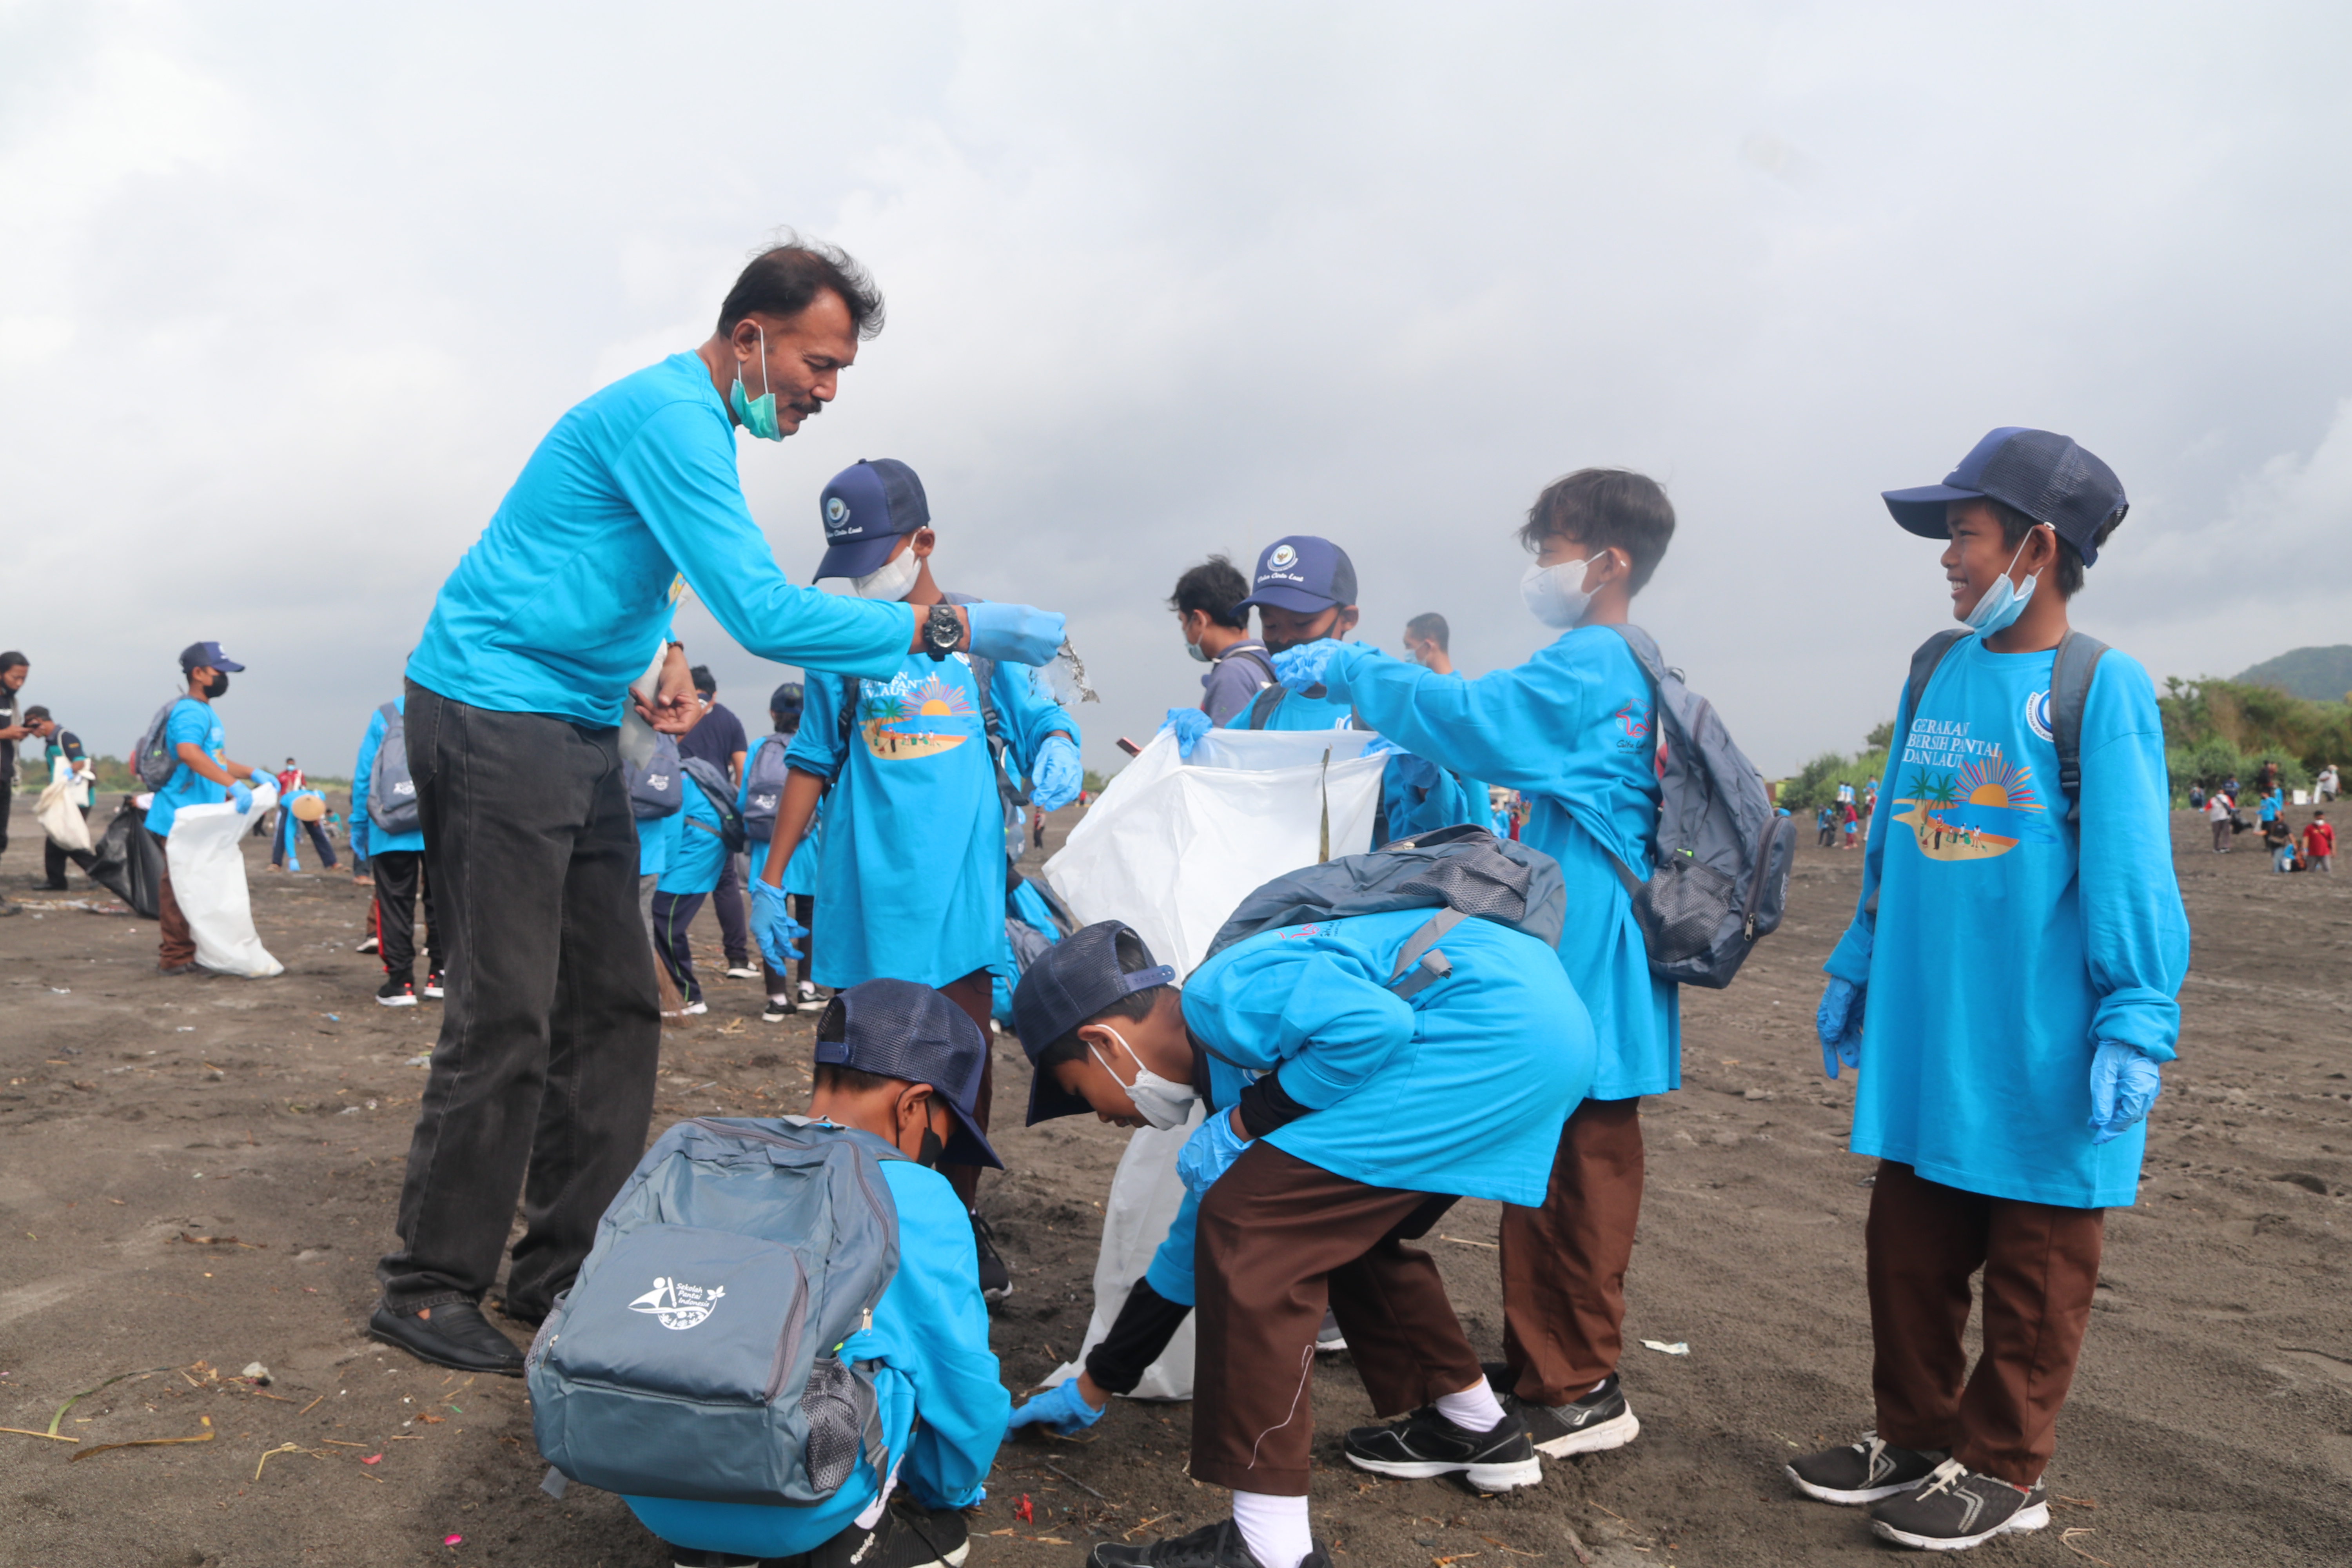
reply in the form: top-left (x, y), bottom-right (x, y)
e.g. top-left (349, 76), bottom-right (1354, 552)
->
top-left (911, 675), bottom-right (973, 718)
top-left (1958, 751), bottom-right (2040, 811)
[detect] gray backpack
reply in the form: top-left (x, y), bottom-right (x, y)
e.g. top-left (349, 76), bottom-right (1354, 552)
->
top-left (367, 702), bottom-right (421, 836)
top-left (528, 1117), bottom-right (904, 1507)
top-left (1203, 823), bottom-right (1566, 1000)
top-left (1896, 629), bottom-right (2107, 826)
top-left (625, 733), bottom-right (684, 820)
top-left (741, 732), bottom-right (796, 836)
top-left (1600, 625), bottom-right (1795, 990)
top-left (132, 699), bottom-right (188, 789)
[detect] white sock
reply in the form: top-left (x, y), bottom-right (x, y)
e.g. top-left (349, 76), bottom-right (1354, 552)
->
top-left (1230, 1490), bottom-right (1312, 1568)
top-left (1434, 1380), bottom-right (1506, 1433)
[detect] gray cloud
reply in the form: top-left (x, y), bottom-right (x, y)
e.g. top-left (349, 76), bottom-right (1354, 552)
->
top-left (4, 2), bottom-right (2348, 779)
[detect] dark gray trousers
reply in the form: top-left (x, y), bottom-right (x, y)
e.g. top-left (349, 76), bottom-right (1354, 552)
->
top-left (377, 681), bottom-right (659, 1320)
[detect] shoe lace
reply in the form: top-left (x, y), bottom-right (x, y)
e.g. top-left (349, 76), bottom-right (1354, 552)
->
top-left (1915, 1457), bottom-right (1968, 1499)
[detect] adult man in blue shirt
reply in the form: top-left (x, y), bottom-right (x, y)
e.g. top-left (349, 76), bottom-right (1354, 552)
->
top-left (149, 642), bottom-right (273, 976)
top-left (373, 240), bottom-right (1066, 1377)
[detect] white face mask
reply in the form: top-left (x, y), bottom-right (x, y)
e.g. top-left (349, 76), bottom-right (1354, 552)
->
top-left (1091, 1025), bottom-right (1198, 1131)
top-left (851, 541), bottom-right (922, 601)
top-left (1520, 554), bottom-right (1605, 629)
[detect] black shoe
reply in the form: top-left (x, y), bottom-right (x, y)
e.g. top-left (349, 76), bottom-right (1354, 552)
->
top-left (1091, 1517), bottom-right (1330, 1568)
top-left (1342, 1406), bottom-right (1543, 1491)
top-left (377, 977), bottom-right (419, 1007)
top-left (368, 1301), bottom-right (525, 1376)
top-left (1314, 1308), bottom-right (1347, 1354)
top-left (1867, 1459), bottom-right (2049, 1550)
top-left (1481, 1364), bottom-right (1640, 1458)
top-left (723, 962), bottom-right (760, 980)
top-left (970, 1210), bottom-right (1012, 1303)
top-left (1788, 1431), bottom-right (1948, 1505)
top-left (667, 1551), bottom-right (759, 1567)
top-left (423, 971), bottom-right (445, 999)
top-left (356, 934), bottom-right (379, 953)
top-left (806, 1501), bottom-right (970, 1567)
top-left (763, 997), bottom-right (795, 1023)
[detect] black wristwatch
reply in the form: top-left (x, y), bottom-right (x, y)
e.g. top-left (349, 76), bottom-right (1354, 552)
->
top-left (921, 602), bottom-right (962, 662)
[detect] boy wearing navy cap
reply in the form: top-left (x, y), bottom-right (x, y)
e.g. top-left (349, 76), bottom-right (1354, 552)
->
top-left (1009, 917), bottom-right (1597, 1568)
top-left (627, 978), bottom-right (1008, 1568)
top-left (149, 642), bottom-right (274, 975)
top-left (1788, 430), bottom-right (2188, 1552)
top-left (754, 459), bottom-right (1085, 1297)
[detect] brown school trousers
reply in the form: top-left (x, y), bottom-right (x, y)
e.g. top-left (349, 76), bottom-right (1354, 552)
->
top-left (1867, 1160), bottom-right (2105, 1486)
top-left (149, 829), bottom-right (197, 970)
top-left (1191, 1141), bottom-right (1484, 1496)
top-left (1497, 1096), bottom-right (1645, 1402)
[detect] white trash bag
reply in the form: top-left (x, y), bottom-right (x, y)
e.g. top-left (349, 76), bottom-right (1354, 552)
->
top-left (166, 781), bottom-right (285, 978)
top-left (37, 772), bottom-right (93, 855)
top-left (1036, 726), bottom-right (1388, 1399)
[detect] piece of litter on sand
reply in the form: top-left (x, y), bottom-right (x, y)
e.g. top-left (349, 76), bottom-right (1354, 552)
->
top-left (443, 1534), bottom-right (464, 1547)
top-left (241, 1362), bottom-right (270, 1382)
top-left (362, 1453), bottom-right (383, 1464)
top-left (405, 1054), bottom-right (432, 1068)
top-left (325, 1013), bottom-right (341, 1022)
top-left (72, 1414), bottom-right (215, 1462)
top-left (1639, 1339), bottom-right (1690, 1356)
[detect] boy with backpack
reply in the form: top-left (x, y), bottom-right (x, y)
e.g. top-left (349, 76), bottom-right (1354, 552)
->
top-left (1170, 554), bottom-right (1276, 725)
top-left (353, 695), bottom-right (443, 1006)
top-left (1268, 470), bottom-right (1684, 1464)
top-left (1008, 830), bottom-right (1595, 1568)
top-left (753, 458), bottom-right (1082, 1294)
top-left (534, 978), bottom-right (1007, 1568)
top-left (740, 681), bottom-right (822, 1020)
top-left (1795, 428), bottom-right (2188, 1551)
top-left (648, 744), bottom-right (743, 1015)
top-left (143, 642), bottom-right (274, 975)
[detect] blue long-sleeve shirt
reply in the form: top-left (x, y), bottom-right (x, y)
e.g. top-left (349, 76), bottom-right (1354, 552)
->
top-left (656, 772), bottom-right (729, 895)
top-left (622, 1158), bottom-right (1006, 1557)
top-left (786, 642), bottom-right (1075, 989)
top-left (742, 733), bottom-right (823, 895)
top-left (407, 353), bottom-right (914, 726)
top-left (1824, 636), bottom-right (2189, 1207)
top-left (350, 698), bottom-right (424, 859)
top-left (1318, 630), bottom-right (1679, 1100)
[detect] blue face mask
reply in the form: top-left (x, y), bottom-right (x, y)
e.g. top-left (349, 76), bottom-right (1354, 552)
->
top-left (729, 324), bottom-right (782, 441)
top-left (1964, 525), bottom-right (2048, 637)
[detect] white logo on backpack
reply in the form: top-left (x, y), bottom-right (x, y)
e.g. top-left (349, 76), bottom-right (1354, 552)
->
top-left (628, 1275), bottom-right (725, 1330)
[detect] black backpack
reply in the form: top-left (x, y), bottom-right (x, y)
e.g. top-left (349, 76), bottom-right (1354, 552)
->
top-left (132, 699), bottom-right (188, 789)
top-left (679, 756), bottom-right (749, 855)
top-left (1895, 629), bottom-right (2109, 826)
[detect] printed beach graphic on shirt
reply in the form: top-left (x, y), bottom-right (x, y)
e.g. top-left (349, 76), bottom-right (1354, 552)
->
top-left (857, 669), bottom-right (974, 760)
top-left (1893, 715), bottom-right (2056, 861)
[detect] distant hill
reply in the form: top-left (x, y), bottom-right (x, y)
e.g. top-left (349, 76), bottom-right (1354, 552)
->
top-left (2238, 645), bottom-right (2352, 702)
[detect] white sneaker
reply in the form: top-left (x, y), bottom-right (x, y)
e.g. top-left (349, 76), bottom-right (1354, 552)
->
top-left (681, 1000), bottom-right (708, 1016)
top-left (723, 965), bottom-right (760, 980)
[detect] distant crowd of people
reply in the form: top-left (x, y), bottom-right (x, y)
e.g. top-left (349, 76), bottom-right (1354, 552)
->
top-left (2192, 758), bottom-right (2335, 873)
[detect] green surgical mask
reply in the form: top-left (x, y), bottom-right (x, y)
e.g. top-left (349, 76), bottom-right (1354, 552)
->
top-left (730, 324), bottom-right (782, 441)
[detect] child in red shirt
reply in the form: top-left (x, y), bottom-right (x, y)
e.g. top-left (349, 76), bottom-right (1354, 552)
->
top-left (2302, 812), bottom-right (2334, 872)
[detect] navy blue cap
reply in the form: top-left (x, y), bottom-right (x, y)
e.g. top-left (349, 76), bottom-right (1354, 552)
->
top-left (178, 641), bottom-right (245, 673)
top-left (816, 979), bottom-right (1002, 1168)
top-left (1882, 428), bottom-right (2129, 567)
top-left (769, 681), bottom-right (804, 718)
top-left (1012, 922), bottom-right (1177, 1125)
top-left (815, 459), bottom-right (930, 582)
top-left (1232, 535), bottom-right (1358, 615)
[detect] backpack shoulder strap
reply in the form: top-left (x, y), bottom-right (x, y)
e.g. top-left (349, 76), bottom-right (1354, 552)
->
top-left (1601, 622), bottom-right (1668, 688)
top-left (1227, 644), bottom-right (1276, 687)
top-left (1246, 685), bottom-right (1286, 730)
top-left (1895, 631), bottom-right (1969, 765)
top-left (1387, 906), bottom-right (1468, 999)
top-left (376, 701), bottom-right (400, 725)
top-left (2049, 630), bottom-right (2110, 824)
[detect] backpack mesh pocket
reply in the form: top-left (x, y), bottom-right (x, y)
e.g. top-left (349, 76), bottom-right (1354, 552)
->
top-left (1636, 860), bottom-right (1737, 964)
top-left (799, 1359), bottom-right (862, 1494)
top-left (1396, 845), bottom-right (1528, 923)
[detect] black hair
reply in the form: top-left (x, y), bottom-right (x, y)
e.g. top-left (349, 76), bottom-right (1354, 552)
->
top-left (0, 650), bottom-right (25, 673)
top-left (717, 236), bottom-right (885, 341)
top-left (22, 706), bottom-right (50, 724)
top-left (1517, 468), bottom-right (1677, 595)
top-left (1405, 612), bottom-right (1450, 651)
top-left (690, 664), bottom-right (717, 697)
top-left (1168, 555), bottom-right (1251, 631)
top-left (1980, 498), bottom-right (2123, 600)
top-left (812, 999), bottom-right (907, 1094)
top-left (1036, 929), bottom-right (1172, 1071)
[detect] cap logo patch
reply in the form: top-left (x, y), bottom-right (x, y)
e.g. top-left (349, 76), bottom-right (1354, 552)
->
top-left (825, 495), bottom-right (850, 527)
top-left (1267, 544), bottom-right (1298, 572)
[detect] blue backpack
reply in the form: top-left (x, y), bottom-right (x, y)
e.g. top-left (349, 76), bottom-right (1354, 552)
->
top-left (625, 733), bottom-right (684, 820)
top-left (527, 1117), bottom-right (905, 1507)
top-left (367, 702), bottom-right (421, 837)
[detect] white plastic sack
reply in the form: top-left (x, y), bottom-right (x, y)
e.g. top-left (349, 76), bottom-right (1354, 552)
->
top-left (37, 773), bottom-right (92, 854)
top-left (1036, 727), bottom-right (1388, 1399)
top-left (165, 781), bottom-right (285, 978)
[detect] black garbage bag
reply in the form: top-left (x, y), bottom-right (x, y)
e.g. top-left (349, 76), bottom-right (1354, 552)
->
top-left (86, 797), bottom-right (163, 919)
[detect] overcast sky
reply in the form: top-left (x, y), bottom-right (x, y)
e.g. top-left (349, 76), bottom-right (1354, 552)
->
top-left (5, 2), bottom-right (2349, 781)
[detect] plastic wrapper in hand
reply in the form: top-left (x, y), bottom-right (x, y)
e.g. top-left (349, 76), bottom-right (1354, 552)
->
top-left (1035, 727), bottom-right (1388, 1399)
top-left (165, 780), bottom-right (285, 977)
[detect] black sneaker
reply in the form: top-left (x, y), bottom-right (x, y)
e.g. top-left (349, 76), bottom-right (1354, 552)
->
top-left (723, 962), bottom-right (761, 980)
top-left (1342, 1406), bottom-right (1543, 1491)
top-left (356, 934), bottom-right (379, 953)
top-left (1314, 1308), bottom-right (1348, 1354)
top-left (804, 1501), bottom-right (969, 1567)
top-left (422, 970), bottom-right (445, 999)
top-left (970, 1210), bottom-right (1012, 1303)
top-left (377, 977), bottom-right (419, 1007)
top-left (763, 997), bottom-right (796, 1023)
top-left (1483, 1363), bottom-right (1639, 1458)
top-left (668, 1550), bottom-right (759, 1567)
top-left (1090, 1517), bottom-right (1330, 1568)
top-left (1868, 1459), bottom-right (2049, 1550)
top-left (1788, 1432), bottom-right (1947, 1505)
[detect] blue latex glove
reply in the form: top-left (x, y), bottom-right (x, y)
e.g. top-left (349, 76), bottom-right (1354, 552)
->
top-left (248, 770), bottom-right (273, 789)
top-left (1005, 1377), bottom-right (1107, 1437)
top-left (751, 880), bottom-right (807, 971)
top-left (2088, 1041), bottom-right (2162, 1145)
top-left (1272, 638), bottom-right (1347, 693)
top-left (1030, 734), bottom-right (1082, 811)
top-left (1176, 1109), bottom-right (1252, 1197)
top-left (230, 782), bottom-right (254, 814)
top-left (1816, 977), bottom-right (1865, 1079)
top-left (1162, 707), bottom-right (1213, 760)
top-left (965, 603), bottom-right (1067, 667)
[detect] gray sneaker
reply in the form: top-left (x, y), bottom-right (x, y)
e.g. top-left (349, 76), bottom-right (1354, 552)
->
top-left (1788, 1431), bottom-right (1947, 1505)
top-left (1484, 1364), bottom-right (1639, 1458)
top-left (1868, 1458), bottom-right (2049, 1550)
